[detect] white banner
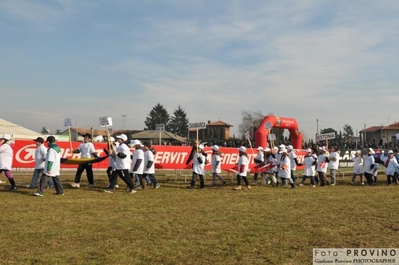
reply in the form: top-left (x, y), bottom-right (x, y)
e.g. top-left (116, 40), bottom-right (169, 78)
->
top-left (265, 122), bottom-right (272, 130)
top-left (156, 124), bottom-right (165, 131)
top-left (99, 117), bottom-right (113, 126)
top-left (268, 134), bottom-right (276, 141)
top-left (188, 122), bottom-right (206, 129)
top-left (316, 132), bottom-right (336, 141)
top-left (63, 118), bottom-right (72, 127)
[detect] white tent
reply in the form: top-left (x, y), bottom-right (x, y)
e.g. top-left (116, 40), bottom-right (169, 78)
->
top-left (0, 118), bottom-right (43, 140)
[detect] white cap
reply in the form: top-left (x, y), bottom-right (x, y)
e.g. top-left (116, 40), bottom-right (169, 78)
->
top-left (212, 145), bottom-right (219, 151)
top-left (238, 146), bottom-right (246, 153)
top-left (279, 144), bottom-right (286, 149)
top-left (279, 148), bottom-right (287, 154)
top-left (388, 150), bottom-right (393, 154)
top-left (368, 148), bottom-right (375, 154)
top-left (273, 146), bottom-right (278, 150)
top-left (198, 144), bottom-right (204, 150)
top-left (130, 139), bottom-right (141, 146)
top-left (257, 146), bottom-right (263, 151)
top-left (116, 134), bottom-right (127, 141)
top-left (319, 146), bottom-right (326, 151)
top-left (0, 134), bottom-right (11, 141)
top-left (110, 137), bottom-right (115, 142)
top-left (306, 149), bottom-right (312, 153)
top-left (355, 150), bottom-right (360, 154)
top-left (264, 147), bottom-right (271, 152)
top-left (287, 145), bottom-right (293, 151)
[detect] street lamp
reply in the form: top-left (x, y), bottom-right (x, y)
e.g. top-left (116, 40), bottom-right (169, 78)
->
top-left (87, 124), bottom-right (94, 139)
top-left (122, 114), bottom-right (127, 130)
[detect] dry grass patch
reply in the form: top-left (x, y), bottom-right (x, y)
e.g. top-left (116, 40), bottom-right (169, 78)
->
top-left (0, 171), bottom-right (398, 264)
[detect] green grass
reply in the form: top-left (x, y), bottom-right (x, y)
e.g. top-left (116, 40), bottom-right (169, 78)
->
top-left (0, 170), bottom-right (398, 265)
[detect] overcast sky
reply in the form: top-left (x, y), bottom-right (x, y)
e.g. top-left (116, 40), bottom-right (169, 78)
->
top-left (1, 0), bottom-right (398, 140)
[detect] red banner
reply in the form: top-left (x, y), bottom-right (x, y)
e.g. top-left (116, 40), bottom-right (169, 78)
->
top-left (11, 140), bottom-right (307, 171)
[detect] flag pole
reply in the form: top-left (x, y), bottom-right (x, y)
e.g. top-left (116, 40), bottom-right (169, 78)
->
top-left (68, 126), bottom-right (73, 152)
top-left (196, 128), bottom-right (199, 153)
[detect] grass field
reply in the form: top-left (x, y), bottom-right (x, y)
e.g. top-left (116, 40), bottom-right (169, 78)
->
top-left (0, 169), bottom-right (398, 265)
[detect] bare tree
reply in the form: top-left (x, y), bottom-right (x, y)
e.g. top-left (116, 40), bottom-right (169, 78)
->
top-left (238, 110), bottom-right (265, 138)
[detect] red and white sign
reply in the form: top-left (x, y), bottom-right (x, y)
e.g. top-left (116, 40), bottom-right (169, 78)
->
top-left (10, 140), bottom-right (307, 171)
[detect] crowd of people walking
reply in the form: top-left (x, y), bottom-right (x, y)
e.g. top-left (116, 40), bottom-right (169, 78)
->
top-left (1, 133), bottom-right (399, 196)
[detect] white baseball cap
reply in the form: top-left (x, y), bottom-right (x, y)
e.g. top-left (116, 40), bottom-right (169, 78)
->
top-left (198, 144), bottom-right (204, 150)
top-left (264, 147), bottom-right (271, 152)
top-left (0, 134), bottom-right (11, 141)
top-left (287, 145), bottom-right (293, 151)
top-left (257, 146), bottom-right (263, 151)
top-left (212, 145), bottom-right (219, 151)
top-left (306, 149), bottom-right (312, 153)
top-left (279, 148), bottom-right (287, 154)
top-left (355, 150), bottom-right (360, 154)
top-left (116, 134), bottom-right (127, 141)
top-left (130, 139), bottom-right (141, 146)
top-left (368, 148), bottom-right (375, 154)
top-left (273, 146), bottom-right (278, 150)
top-left (388, 150), bottom-right (393, 154)
top-left (238, 146), bottom-right (246, 153)
top-left (110, 137), bottom-right (115, 142)
top-left (279, 144), bottom-right (286, 149)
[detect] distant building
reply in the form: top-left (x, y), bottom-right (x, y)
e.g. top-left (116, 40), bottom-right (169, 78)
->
top-left (189, 120), bottom-right (233, 140)
top-left (360, 122), bottom-right (399, 145)
top-left (0, 118), bottom-right (42, 140)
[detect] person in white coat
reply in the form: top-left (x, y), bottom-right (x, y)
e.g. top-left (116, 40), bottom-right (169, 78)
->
top-left (0, 134), bottom-right (16, 190)
top-left (252, 146), bottom-right (264, 185)
top-left (363, 148), bottom-right (375, 185)
top-left (261, 147), bottom-right (277, 186)
top-left (186, 143), bottom-right (207, 189)
top-left (287, 145), bottom-right (302, 184)
top-left (234, 146), bottom-right (250, 190)
top-left (210, 145), bottom-right (226, 186)
top-left (380, 150), bottom-right (399, 186)
top-left (299, 149), bottom-right (317, 187)
top-left (70, 133), bottom-right (97, 188)
top-left (276, 148), bottom-right (295, 189)
top-left (33, 136), bottom-right (64, 197)
top-left (316, 146), bottom-right (329, 186)
top-left (27, 137), bottom-right (54, 189)
top-left (143, 141), bottom-right (160, 189)
top-left (104, 134), bottom-right (135, 194)
top-left (130, 139), bottom-right (145, 190)
top-left (104, 137), bottom-right (119, 188)
top-left (328, 145), bottom-right (340, 186)
top-left (350, 150), bottom-right (364, 185)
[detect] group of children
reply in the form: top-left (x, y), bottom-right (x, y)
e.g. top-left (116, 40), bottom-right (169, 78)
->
top-left (3, 133), bottom-right (399, 195)
top-left (186, 143), bottom-right (344, 190)
top-left (351, 147), bottom-right (399, 186)
top-left (101, 134), bottom-right (161, 194)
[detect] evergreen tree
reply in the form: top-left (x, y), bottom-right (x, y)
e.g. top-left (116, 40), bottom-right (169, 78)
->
top-left (168, 105), bottom-right (189, 136)
top-left (41, 127), bottom-right (50, 134)
top-left (343, 124), bottom-right (354, 140)
top-left (145, 103), bottom-right (170, 130)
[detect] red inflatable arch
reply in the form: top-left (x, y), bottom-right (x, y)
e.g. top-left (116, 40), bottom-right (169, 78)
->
top-left (254, 115), bottom-right (303, 149)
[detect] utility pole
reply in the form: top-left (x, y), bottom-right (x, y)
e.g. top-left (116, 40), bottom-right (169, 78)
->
top-left (122, 114), bottom-right (127, 130)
